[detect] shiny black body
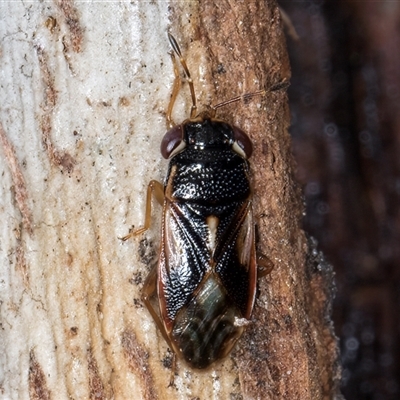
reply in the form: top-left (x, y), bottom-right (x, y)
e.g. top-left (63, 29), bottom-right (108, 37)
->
top-left (158, 117), bottom-right (257, 368)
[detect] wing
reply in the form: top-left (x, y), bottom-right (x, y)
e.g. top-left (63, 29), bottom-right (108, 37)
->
top-left (158, 198), bottom-right (256, 329)
top-left (215, 201), bottom-right (257, 319)
top-left (158, 200), bottom-right (211, 329)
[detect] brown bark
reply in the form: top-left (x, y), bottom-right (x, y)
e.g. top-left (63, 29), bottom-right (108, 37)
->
top-left (168, 1), bottom-right (342, 398)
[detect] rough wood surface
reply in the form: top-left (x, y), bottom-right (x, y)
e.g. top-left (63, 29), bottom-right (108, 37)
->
top-left (0, 1), bottom-right (341, 399)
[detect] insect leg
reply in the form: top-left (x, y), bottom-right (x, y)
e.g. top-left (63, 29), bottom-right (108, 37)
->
top-left (121, 180), bottom-right (164, 240)
top-left (253, 219), bottom-right (274, 277)
top-left (257, 253), bottom-right (274, 278)
top-left (167, 33), bottom-right (197, 119)
top-left (168, 353), bottom-right (177, 387)
top-left (142, 264), bottom-right (165, 335)
top-left (166, 51), bottom-right (181, 129)
top-left (142, 264), bottom-right (177, 385)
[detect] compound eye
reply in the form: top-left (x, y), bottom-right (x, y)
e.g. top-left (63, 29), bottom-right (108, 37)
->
top-left (232, 125), bottom-right (253, 159)
top-left (161, 125), bottom-right (185, 159)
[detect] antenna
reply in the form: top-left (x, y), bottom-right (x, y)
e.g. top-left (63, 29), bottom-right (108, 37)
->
top-left (211, 81), bottom-right (290, 112)
top-left (168, 33), bottom-right (197, 119)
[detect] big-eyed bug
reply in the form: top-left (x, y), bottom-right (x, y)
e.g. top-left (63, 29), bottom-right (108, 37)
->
top-left (123, 33), bottom-right (286, 370)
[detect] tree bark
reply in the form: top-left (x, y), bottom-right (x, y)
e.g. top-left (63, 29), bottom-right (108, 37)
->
top-left (0, 1), bottom-right (341, 399)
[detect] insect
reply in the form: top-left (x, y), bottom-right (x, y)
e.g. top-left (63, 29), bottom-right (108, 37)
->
top-left (123, 33), bottom-right (284, 369)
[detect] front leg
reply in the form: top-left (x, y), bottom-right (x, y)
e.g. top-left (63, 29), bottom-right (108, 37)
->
top-left (121, 180), bottom-right (164, 240)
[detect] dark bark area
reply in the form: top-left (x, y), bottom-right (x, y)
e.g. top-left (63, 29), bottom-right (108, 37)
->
top-left (283, 1), bottom-right (400, 399)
